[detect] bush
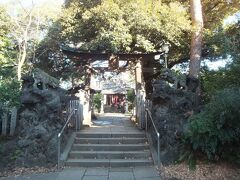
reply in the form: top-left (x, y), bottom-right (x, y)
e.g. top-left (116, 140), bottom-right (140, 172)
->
top-left (185, 88), bottom-right (240, 162)
top-left (127, 89), bottom-right (135, 111)
top-left (0, 79), bottom-right (20, 109)
top-left (93, 93), bottom-right (102, 112)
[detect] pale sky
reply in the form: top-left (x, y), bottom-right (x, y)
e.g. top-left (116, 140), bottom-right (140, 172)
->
top-left (0, 0), bottom-right (64, 9)
top-left (0, 0), bottom-right (64, 19)
top-left (223, 12), bottom-right (240, 26)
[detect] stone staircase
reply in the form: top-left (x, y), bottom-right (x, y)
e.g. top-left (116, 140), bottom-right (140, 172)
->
top-left (65, 131), bottom-right (153, 167)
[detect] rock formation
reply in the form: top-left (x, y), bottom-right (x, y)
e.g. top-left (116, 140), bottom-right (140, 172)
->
top-left (16, 68), bottom-right (67, 166)
top-left (151, 68), bottom-right (195, 165)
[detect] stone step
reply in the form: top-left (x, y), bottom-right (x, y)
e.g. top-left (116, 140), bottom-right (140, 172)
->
top-left (69, 150), bottom-right (151, 159)
top-left (65, 159), bottom-right (153, 167)
top-left (75, 132), bottom-right (146, 138)
top-left (72, 144), bottom-right (149, 151)
top-left (74, 137), bottom-right (148, 144)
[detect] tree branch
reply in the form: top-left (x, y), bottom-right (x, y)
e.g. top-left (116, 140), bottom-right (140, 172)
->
top-left (168, 57), bottom-right (189, 68)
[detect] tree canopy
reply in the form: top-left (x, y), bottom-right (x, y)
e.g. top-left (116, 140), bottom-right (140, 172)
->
top-left (60, 0), bottom-right (191, 61)
top-left (0, 5), bottom-right (20, 108)
top-left (0, 6), bottom-right (15, 68)
top-left (34, 0), bottom-right (240, 76)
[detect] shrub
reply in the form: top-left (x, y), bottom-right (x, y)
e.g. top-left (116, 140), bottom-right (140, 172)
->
top-left (0, 79), bottom-right (20, 109)
top-left (127, 89), bottom-right (135, 111)
top-left (185, 87), bottom-right (240, 162)
top-left (93, 93), bottom-right (102, 112)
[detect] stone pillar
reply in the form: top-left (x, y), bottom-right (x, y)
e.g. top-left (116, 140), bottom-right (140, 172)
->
top-left (77, 90), bottom-right (90, 126)
top-left (2, 113), bottom-right (7, 136)
top-left (135, 60), bottom-right (142, 124)
top-left (135, 60), bottom-right (146, 128)
top-left (135, 60), bottom-right (143, 88)
top-left (125, 101), bottom-right (128, 113)
top-left (104, 95), bottom-right (107, 105)
top-left (10, 107), bottom-right (17, 136)
top-left (100, 95), bottom-right (104, 114)
top-left (82, 68), bottom-right (92, 126)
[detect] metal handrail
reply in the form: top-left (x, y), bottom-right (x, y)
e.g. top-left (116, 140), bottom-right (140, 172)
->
top-left (145, 108), bottom-right (161, 167)
top-left (57, 108), bottom-right (76, 169)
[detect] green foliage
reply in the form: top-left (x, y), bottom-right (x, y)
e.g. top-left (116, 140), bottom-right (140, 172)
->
top-left (202, 0), bottom-right (240, 30)
top-left (201, 59), bottom-right (240, 102)
top-left (0, 6), bottom-right (15, 68)
top-left (204, 21), bottom-right (240, 60)
top-left (224, 21), bottom-right (240, 59)
top-left (127, 89), bottom-right (135, 104)
top-left (201, 22), bottom-right (240, 102)
top-left (0, 77), bottom-right (20, 108)
top-left (185, 88), bottom-right (240, 162)
top-left (187, 21), bottom-right (240, 164)
top-left (34, 22), bottom-right (71, 78)
top-left (60, 0), bottom-right (191, 62)
top-left (0, 6), bottom-right (20, 109)
top-left (127, 89), bottom-right (135, 111)
top-left (93, 93), bottom-right (102, 112)
top-left (59, 0), bottom-right (239, 67)
top-left (10, 149), bottom-right (21, 161)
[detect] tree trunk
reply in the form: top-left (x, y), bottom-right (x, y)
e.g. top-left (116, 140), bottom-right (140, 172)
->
top-left (189, 0), bottom-right (204, 79)
top-left (17, 43), bottom-right (27, 81)
top-left (189, 0), bottom-right (204, 107)
top-left (15, 10), bottom-right (32, 81)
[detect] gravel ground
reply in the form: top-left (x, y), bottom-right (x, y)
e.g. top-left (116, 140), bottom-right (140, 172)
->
top-left (160, 162), bottom-right (240, 180)
top-left (0, 166), bottom-right (61, 178)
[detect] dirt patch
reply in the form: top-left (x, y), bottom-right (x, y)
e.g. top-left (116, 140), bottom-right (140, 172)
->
top-left (160, 162), bottom-right (240, 180)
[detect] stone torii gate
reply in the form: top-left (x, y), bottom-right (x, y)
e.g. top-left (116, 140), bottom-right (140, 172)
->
top-left (62, 47), bottom-right (161, 128)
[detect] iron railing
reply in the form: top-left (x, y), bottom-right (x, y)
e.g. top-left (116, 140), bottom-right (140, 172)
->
top-left (57, 99), bottom-right (83, 169)
top-left (145, 108), bottom-right (161, 167)
top-left (57, 108), bottom-right (76, 169)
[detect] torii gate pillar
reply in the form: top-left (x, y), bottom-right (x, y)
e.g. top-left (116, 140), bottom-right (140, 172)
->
top-left (135, 60), bottom-right (146, 128)
top-left (82, 68), bottom-right (92, 126)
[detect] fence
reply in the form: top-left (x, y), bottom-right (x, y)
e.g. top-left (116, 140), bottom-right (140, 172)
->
top-left (68, 100), bottom-right (83, 131)
top-left (0, 100), bottom-right (83, 136)
top-left (0, 107), bottom-right (17, 136)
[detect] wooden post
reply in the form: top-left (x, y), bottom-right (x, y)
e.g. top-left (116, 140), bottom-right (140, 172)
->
top-left (2, 113), bottom-right (8, 136)
top-left (10, 107), bottom-right (17, 136)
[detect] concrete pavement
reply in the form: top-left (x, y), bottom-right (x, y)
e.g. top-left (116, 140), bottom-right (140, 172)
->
top-left (1, 166), bottom-right (161, 180)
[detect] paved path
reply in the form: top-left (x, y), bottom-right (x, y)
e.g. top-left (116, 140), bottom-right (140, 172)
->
top-left (1, 166), bottom-right (160, 180)
top-left (89, 113), bottom-right (141, 133)
top-left (1, 114), bottom-right (161, 180)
